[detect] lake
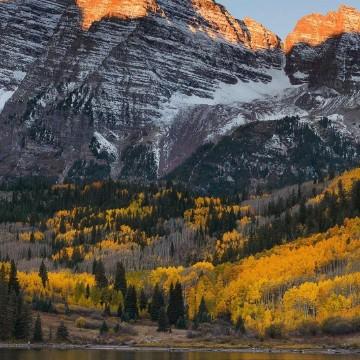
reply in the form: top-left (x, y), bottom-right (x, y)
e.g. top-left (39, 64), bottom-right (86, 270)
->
top-left (1, 350), bottom-right (360, 360)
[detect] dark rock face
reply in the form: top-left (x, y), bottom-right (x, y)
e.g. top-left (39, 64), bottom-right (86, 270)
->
top-left (285, 5), bottom-right (360, 92)
top-left (167, 116), bottom-right (360, 195)
top-left (286, 33), bottom-right (360, 92)
top-left (0, 1), bottom-right (358, 193)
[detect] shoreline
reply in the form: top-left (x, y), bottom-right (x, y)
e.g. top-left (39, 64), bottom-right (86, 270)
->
top-left (1, 343), bottom-right (360, 355)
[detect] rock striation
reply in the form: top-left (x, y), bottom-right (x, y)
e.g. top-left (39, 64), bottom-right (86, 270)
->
top-left (0, 0), bottom-right (358, 192)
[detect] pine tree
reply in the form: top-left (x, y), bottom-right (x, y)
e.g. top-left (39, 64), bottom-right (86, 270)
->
top-left (196, 297), bottom-right (211, 323)
top-left (0, 265), bottom-right (9, 340)
top-left (59, 217), bottom-right (66, 234)
top-left (139, 289), bottom-right (148, 311)
top-left (99, 320), bottom-right (108, 335)
top-left (167, 281), bottom-right (185, 327)
top-left (85, 284), bottom-right (90, 299)
top-left (8, 260), bottom-right (20, 295)
top-left (150, 284), bottom-right (164, 321)
top-left (38, 260), bottom-right (48, 288)
top-left (95, 260), bottom-right (108, 288)
top-left (114, 262), bottom-right (127, 296)
top-left (7, 290), bottom-right (18, 338)
top-left (27, 248), bottom-right (32, 261)
top-left (117, 302), bottom-right (123, 319)
top-left (167, 283), bottom-right (176, 325)
top-left (92, 259), bottom-right (98, 275)
top-left (124, 286), bottom-right (138, 321)
top-left (157, 307), bottom-right (170, 332)
top-left (33, 314), bottom-right (43, 342)
top-left (14, 295), bottom-right (32, 340)
top-left (56, 321), bottom-right (69, 341)
top-left (235, 316), bottom-right (246, 334)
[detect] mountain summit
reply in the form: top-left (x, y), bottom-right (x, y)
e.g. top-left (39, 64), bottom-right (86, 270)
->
top-left (75, 0), bottom-right (159, 29)
top-left (285, 5), bottom-right (360, 52)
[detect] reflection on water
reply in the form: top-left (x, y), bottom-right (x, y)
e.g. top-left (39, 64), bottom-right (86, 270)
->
top-left (1, 350), bottom-right (360, 360)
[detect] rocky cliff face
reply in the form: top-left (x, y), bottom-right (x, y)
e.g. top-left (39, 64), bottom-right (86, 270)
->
top-left (0, 1), bottom-right (358, 193)
top-left (285, 5), bottom-right (360, 92)
top-left (0, 0), bottom-right (283, 183)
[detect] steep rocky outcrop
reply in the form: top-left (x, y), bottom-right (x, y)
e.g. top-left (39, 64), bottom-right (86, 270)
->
top-left (0, 1), bottom-right (358, 193)
top-left (75, 0), bottom-right (159, 29)
top-left (0, 0), bottom-right (284, 183)
top-left (285, 5), bottom-right (360, 91)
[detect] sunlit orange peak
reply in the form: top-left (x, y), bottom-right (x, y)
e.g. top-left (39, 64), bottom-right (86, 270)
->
top-left (285, 5), bottom-right (360, 53)
top-left (75, 0), bottom-right (159, 29)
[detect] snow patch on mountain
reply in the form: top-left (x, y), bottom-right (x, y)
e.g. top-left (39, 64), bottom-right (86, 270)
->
top-left (159, 68), bottom-right (298, 126)
top-left (0, 89), bottom-right (14, 113)
top-left (92, 132), bottom-right (118, 161)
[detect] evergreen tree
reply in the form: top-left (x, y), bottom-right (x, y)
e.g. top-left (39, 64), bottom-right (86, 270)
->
top-left (235, 316), bottom-right (246, 334)
top-left (114, 262), bottom-right (127, 296)
top-left (167, 283), bottom-right (176, 324)
top-left (139, 289), bottom-right (148, 311)
top-left (33, 314), bottom-right (43, 342)
top-left (117, 302), bottom-right (123, 319)
top-left (85, 284), bottom-right (90, 299)
top-left (38, 260), bottom-right (48, 288)
top-left (196, 297), bottom-right (211, 323)
top-left (59, 217), bottom-right (66, 234)
top-left (7, 290), bottom-right (18, 338)
top-left (167, 281), bottom-right (185, 327)
top-left (124, 286), bottom-right (138, 321)
top-left (149, 284), bottom-right (164, 321)
top-left (0, 266), bottom-right (9, 340)
top-left (92, 259), bottom-right (98, 275)
top-left (14, 296), bottom-right (32, 340)
top-left (27, 248), bottom-right (32, 261)
top-left (99, 320), bottom-right (108, 335)
top-left (94, 259), bottom-right (108, 288)
top-left (8, 260), bottom-right (20, 295)
top-left (56, 321), bottom-right (69, 341)
top-left (157, 307), bottom-right (170, 332)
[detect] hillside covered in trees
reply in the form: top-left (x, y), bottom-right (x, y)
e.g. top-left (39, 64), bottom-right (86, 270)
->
top-left (1, 167), bottom-right (360, 344)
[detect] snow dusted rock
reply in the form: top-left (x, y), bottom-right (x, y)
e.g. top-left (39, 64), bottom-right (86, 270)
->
top-left (0, 0), bottom-right (358, 191)
top-left (0, 0), bottom-right (284, 182)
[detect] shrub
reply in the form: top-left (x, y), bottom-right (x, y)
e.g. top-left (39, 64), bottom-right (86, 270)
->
top-left (75, 317), bottom-right (86, 329)
top-left (265, 323), bottom-right (283, 339)
top-left (322, 317), bottom-right (354, 335)
top-left (351, 317), bottom-right (360, 332)
top-left (297, 320), bottom-right (320, 337)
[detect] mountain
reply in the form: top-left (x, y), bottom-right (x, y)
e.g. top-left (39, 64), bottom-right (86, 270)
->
top-left (285, 5), bottom-right (360, 92)
top-left (0, 1), bottom-right (359, 192)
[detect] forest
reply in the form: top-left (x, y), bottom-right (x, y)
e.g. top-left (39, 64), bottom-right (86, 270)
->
top-left (1, 167), bottom-right (360, 343)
